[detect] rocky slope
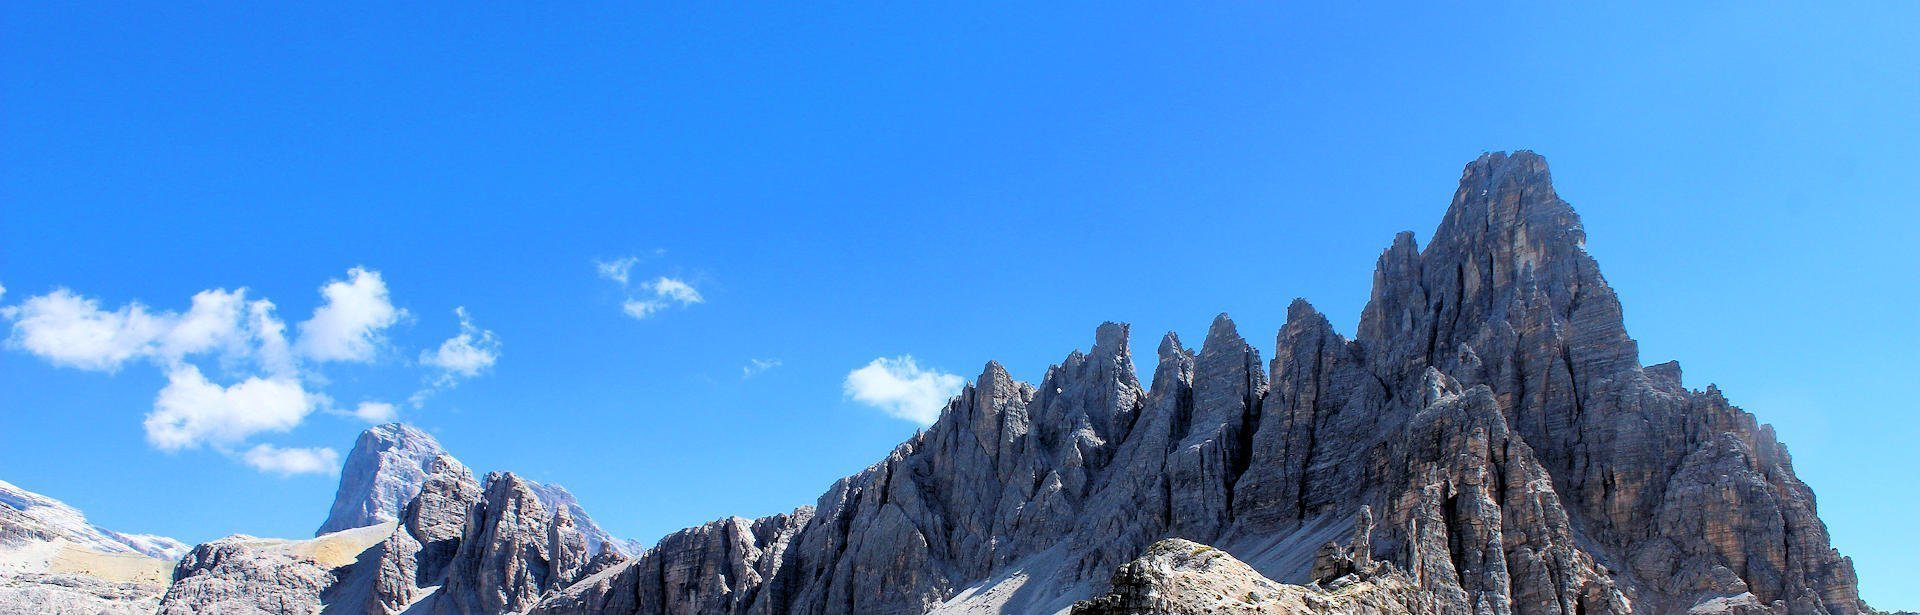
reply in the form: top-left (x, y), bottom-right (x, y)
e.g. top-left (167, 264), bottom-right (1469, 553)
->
top-left (0, 479), bottom-right (187, 614)
top-left (149, 151), bottom-right (1883, 614)
top-left (1069, 537), bottom-right (1419, 614)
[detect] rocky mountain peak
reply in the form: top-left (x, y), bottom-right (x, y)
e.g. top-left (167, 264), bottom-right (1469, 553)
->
top-left (318, 423), bottom-right (457, 536)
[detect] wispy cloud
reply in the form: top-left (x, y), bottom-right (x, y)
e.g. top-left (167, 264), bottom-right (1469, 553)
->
top-left (594, 257), bottom-right (639, 286)
top-left (350, 401), bottom-right (397, 423)
top-left (420, 307), bottom-right (500, 381)
top-left (843, 356), bottom-right (964, 425)
top-left (743, 358), bottom-right (782, 378)
top-left (599, 255), bottom-right (706, 320)
top-left (240, 444), bottom-right (340, 477)
top-left (410, 307), bottom-right (502, 407)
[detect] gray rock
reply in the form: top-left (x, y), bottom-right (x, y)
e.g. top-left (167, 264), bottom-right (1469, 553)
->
top-left (157, 524), bottom-right (392, 615)
top-left (433, 472), bottom-right (585, 614)
top-left (527, 481), bottom-right (638, 557)
top-left (319, 423), bottom-right (456, 536)
top-left (1070, 538), bottom-right (1420, 615)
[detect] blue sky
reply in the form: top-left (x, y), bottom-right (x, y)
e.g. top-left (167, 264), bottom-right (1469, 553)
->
top-left (3, 3), bottom-right (1916, 608)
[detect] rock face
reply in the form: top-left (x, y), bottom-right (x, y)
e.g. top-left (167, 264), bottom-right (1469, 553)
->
top-left (156, 420), bottom-right (638, 615)
top-left (433, 472), bottom-right (592, 614)
top-left (318, 423), bottom-right (636, 557)
top-left (318, 423), bottom-right (458, 536)
top-left (527, 481), bottom-right (643, 557)
top-left (0, 479), bottom-right (184, 615)
top-left (524, 152), bottom-right (1873, 615)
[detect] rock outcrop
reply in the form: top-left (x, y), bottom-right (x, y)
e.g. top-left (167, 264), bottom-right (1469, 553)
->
top-left (433, 472), bottom-right (591, 614)
top-left (1070, 538), bottom-right (1419, 615)
top-left (157, 522), bottom-right (393, 614)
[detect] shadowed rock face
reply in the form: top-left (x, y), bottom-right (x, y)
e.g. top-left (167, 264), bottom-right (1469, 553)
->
top-left (523, 152), bottom-right (1868, 615)
top-left (159, 152), bottom-right (1876, 615)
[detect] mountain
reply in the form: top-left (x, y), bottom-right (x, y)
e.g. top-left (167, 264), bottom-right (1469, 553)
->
top-left (150, 151), bottom-right (1885, 614)
top-left (318, 423), bottom-right (459, 536)
top-left (0, 479), bottom-right (187, 561)
top-left (530, 152), bottom-right (1870, 614)
top-left (0, 479), bottom-right (187, 614)
top-left (317, 422), bottom-right (635, 556)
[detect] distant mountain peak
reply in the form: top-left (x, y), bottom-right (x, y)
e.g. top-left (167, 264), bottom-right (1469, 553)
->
top-left (317, 422), bottom-right (452, 536)
top-left (0, 478), bottom-right (186, 560)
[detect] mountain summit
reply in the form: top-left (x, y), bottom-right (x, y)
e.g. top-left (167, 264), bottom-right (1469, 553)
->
top-left (150, 152), bottom-right (1877, 614)
top-left (318, 423), bottom-right (451, 536)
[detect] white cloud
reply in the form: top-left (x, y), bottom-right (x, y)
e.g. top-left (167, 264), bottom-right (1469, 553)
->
top-left (743, 358), bottom-right (782, 378)
top-left (159, 289), bottom-right (250, 361)
top-left (419, 307), bottom-right (500, 380)
top-left (843, 356), bottom-right (964, 425)
top-left (145, 365), bottom-right (316, 451)
top-left (351, 401), bottom-right (397, 423)
top-left (621, 299), bottom-right (664, 319)
top-left (596, 256), bottom-right (704, 321)
top-left (240, 444), bottom-right (340, 477)
top-left (3, 288), bottom-right (277, 373)
top-left (595, 257), bottom-right (639, 285)
top-left (648, 277), bottom-right (704, 305)
top-left (5, 289), bottom-right (172, 371)
top-left (5, 268), bottom-right (485, 477)
top-left (248, 299), bottom-right (296, 377)
top-left (294, 267), bottom-right (404, 363)
top-left (619, 277), bottom-right (703, 320)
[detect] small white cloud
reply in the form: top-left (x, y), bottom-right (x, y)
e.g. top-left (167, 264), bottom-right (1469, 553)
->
top-left (294, 267), bottom-right (405, 363)
top-left (843, 356), bottom-right (964, 425)
top-left (351, 401), bottom-right (397, 423)
top-left (420, 307), bottom-right (500, 379)
top-left (241, 444), bottom-right (340, 477)
top-left (621, 299), bottom-right (665, 319)
top-left (144, 365), bottom-right (317, 451)
top-left (619, 277), bottom-right (703, 320)
top-left (648, 277), bottom-right (704, 305)
top-left (595, 257), bottom-right (640, 285)
top-left (743, 358), bottom-right (782, 378)
top-left (597, 256), bottom-right (703, 321)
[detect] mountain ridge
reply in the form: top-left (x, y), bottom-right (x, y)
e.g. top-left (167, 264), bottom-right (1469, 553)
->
top-left (133, 151), bottom-right (1888, 614)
